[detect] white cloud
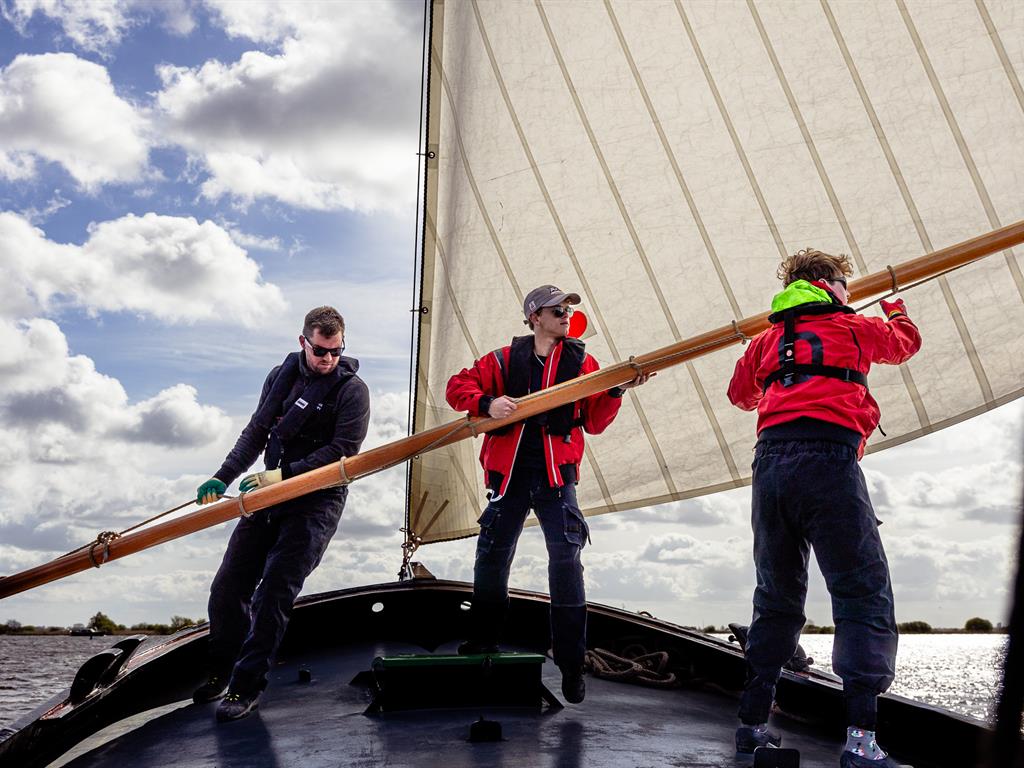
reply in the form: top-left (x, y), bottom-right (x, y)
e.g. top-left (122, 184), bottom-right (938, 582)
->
top-left (2, 0), bottom-right (195, 51)
top-left (0, 53), bottom-right (150, 188)
top-left (0, 318), bottom-right (234, 559)
top-left (0, 211), bottom-right (286, 326)
top-left (155, 0), bottom-right (421, 213)
top-left (2, 0), bottom-right (133, 52)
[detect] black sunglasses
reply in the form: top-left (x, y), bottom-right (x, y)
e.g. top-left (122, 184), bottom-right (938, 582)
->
top-left (829, 276), bottom-right (848, 289)
top-left (304, 336), bottom-right (344, 357)
top-left (546, 305), bottom-right (575, 318)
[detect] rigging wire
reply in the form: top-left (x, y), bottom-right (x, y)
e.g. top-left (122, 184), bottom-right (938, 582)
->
top-left (400, 0), bottom-right (435, 581)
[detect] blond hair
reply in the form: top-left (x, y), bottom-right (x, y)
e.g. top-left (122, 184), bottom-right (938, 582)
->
top-left (777, 249), bottom-right (853, 286)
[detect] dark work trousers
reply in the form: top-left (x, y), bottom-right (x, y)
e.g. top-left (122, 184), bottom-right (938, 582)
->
top-left (473, 466), bottom-right (589, 671)
top-left (207, 488), bottom-right (346, 695)
top-left (739, 439), bottom-right (897, 730)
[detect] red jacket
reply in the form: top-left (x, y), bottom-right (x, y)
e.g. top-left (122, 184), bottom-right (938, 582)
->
top-left (446, 337), bottom-right (623, 495)
top-left (728, 296), bottom-right (921, 457)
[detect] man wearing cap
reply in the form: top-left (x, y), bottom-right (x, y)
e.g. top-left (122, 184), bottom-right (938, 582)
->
top-left (446, 285), bottom-right (650, 704)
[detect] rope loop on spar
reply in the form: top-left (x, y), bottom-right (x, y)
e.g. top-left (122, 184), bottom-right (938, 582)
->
top-left (853, 258), bottom-right (972, 314)
top-left (731, 320), bottom-right (751, 345)
top-left (61, 496), bottom-right (207, 563)
top-left (87, 531), bottom-right (121, 568)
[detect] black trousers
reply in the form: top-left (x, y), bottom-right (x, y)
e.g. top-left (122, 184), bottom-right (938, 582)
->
top-left (473, 466), bottom-right (589, 670)
top-left (739, 439), bottom-right (896, 729)
top-left (206, 489), bottom-right (346, 694)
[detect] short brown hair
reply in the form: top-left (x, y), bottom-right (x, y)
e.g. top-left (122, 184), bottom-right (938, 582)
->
top-left (303, 306), bottom-right (345, 339)
top-left (777, 248), bottom-right (853, 286)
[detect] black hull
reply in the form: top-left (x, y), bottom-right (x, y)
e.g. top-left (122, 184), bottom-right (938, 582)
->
top-left (0, 580), bottom-right (1015, 767)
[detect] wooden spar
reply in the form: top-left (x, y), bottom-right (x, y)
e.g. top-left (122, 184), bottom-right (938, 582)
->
top-left (2, 219), bottom-right (1023, 600)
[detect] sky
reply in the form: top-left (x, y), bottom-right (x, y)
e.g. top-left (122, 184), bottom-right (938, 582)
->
top-left (0, 0), bottom-right (1021, 633)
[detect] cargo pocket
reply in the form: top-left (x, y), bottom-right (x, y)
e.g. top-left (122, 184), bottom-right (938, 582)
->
top-left (476, 504), bottom-right (500, 554)
top-left (563, 505), bottom-right (589, 548)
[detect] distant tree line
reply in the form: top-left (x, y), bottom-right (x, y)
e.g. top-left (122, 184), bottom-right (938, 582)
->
top-left (696, 617), bottom-right (1003, 635)
top-left (1, 613), bottom-right (204, 635)
top-left (800, 617), bottom-right (1000, 635)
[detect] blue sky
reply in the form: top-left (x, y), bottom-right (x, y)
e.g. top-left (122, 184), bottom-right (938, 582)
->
top-left (0, 0), bottom-right (1021, 632)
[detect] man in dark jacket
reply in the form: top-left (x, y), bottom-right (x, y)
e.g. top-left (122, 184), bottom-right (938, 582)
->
top-left (192, 306), bottom-right (370, 722)
top-left (727, 249), bottom-right (921, 767)
top-left (446, 285), bottom-right (649, 704)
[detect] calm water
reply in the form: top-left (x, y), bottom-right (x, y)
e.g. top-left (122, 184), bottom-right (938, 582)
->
top-left (0, 633), bottom-right (1008, 729)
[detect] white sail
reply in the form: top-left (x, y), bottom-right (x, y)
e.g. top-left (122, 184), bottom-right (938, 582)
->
top-left (409, 0), bottom-right (1024, 544)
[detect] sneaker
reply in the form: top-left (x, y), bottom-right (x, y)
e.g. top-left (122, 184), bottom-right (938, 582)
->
top-left (560, 667), bottom-right (585, 704)
top-left (840, 752), bottom-right (912, 768)
top-left (736, 725), bottom-right (782, 754)
top-left (215, 690), bottom-right (261, 722)
top-left (192, 675), bottom-right (228, 704)
top-left (457, 639), bottom-right (500, 655)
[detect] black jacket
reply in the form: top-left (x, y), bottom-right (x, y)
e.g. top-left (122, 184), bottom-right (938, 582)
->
top-left (214, 354), bottom-right (370, 485)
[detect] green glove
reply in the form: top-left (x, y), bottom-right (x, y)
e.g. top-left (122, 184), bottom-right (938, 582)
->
top-left (197, 478), bottom-right (227, 505)
top-left (239, 468), bottom-right (283, 493)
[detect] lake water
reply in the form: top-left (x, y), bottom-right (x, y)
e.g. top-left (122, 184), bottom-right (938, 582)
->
top-left (0, 633), bottom-right (1007, 729)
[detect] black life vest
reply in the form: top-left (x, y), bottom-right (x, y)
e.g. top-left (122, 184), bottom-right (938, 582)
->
top-left (761, 303), bottom-right (868, 392)
top-left (254, 353), bottom-right (356, 469)
top-left (491, 335), bottom-right (586, 437)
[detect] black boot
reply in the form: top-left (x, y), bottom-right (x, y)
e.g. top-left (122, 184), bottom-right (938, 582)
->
top-left (560, 665), bottom-right (586, 704)
top-left (192, 673), bottom-right (229, 704)
top-left (458, 597), bottom-right (508, 655)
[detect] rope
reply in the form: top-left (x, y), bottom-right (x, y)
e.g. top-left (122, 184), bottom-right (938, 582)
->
top-left (731, 320), bottom-right (751, 345)
top-left (61, 494), bottom-right (240, 564)
top-left (584, 645), bottom-right (677, 688)
top-left (853, 259), bottom-right (971, 314)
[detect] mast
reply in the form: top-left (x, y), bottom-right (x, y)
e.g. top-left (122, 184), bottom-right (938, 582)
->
top-left (401, 0), bottom-right (442, 578)
top-left (2, 219), bottom-right (1023, 600)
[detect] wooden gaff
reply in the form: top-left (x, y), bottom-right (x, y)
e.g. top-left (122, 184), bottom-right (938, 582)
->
top-left (1, 219), bottom-right (1023, 600)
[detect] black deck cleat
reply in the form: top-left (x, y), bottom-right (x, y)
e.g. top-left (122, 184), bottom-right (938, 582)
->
top-left (468, 716), bottom-right (503, 742)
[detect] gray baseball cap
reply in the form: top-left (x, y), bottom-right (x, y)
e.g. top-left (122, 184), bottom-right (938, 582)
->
top-left (523, 285), bottom-right (581, 318)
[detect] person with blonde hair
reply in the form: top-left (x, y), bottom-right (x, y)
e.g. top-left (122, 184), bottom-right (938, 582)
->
top-left (727, 249), bottom-right (921, 767)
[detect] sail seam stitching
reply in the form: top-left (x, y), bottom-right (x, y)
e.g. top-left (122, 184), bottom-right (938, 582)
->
top-left (672, 0), bottom-right (788, 261)
top-left (468, 0), bottom-right (618, 507)
top-left (975, 0), bottom-right (1024, 118)
top-left (820, 0), bottom-right (935, 428)
top-left (427, 210), bottom-right (481, 360)
top-left (534, 0), bottom-right (678, 495)
top-left (603, 0), bottom-right (742, 481)
top-left (605, 0), bottom-right (741, 318)
top-left (896, 0), bottom-right (996, 402)
top-left (972, 0), bottom-right (1024, 304)
top-left (439, 65), bottom-right (524, 304)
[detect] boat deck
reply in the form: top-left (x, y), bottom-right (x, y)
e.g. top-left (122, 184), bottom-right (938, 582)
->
top-left (54, 639), bottom-right (857, 768)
